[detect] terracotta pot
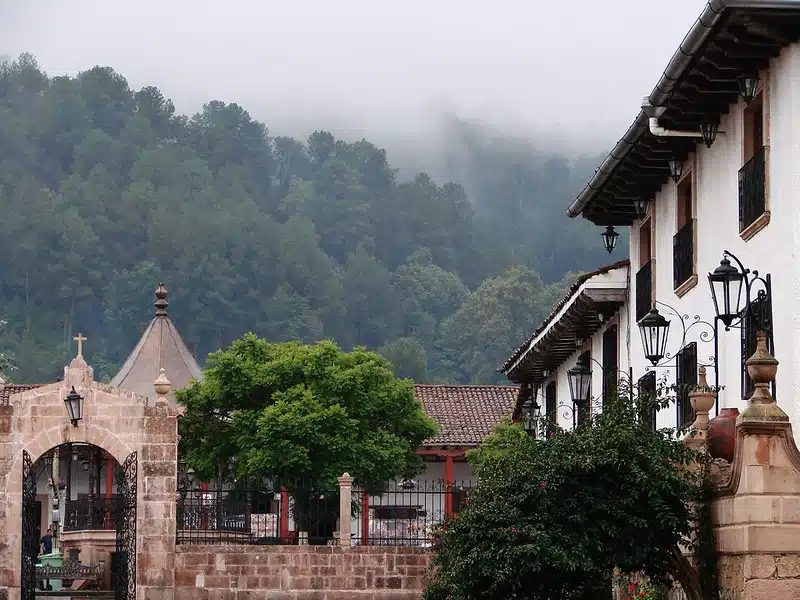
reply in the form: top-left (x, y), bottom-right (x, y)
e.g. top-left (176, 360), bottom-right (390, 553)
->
top-left (707, 408), bottom-right (739, 462)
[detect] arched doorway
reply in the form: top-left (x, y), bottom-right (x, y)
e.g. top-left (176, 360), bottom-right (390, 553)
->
top-left (20, 443), bottom-right (137, 600)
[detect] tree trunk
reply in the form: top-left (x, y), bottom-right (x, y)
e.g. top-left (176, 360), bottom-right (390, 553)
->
top-left (668, 545), bottom-right (704, 600)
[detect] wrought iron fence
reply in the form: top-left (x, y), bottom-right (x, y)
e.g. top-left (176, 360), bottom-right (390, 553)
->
top-left (176, 463), bottom-right (338, 545)
top-left (673, 219), bottom-right (694, 289)
top-left (738, 146), bottom-right (766, 232)
top-left (635, 261), bottom-right (652, 322)
top-left (351, 479), bottom-right (474, 547)
top-left (63, 498), bottom-right (116, 532)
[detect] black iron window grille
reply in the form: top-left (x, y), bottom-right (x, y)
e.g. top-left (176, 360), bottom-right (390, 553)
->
top-left (637, 372), bottom-right (657, 431)
top-left (602, 326), bottom-right (618, 406)
top-left (673, 220), bottom-right (694, 289)
top-left (675, 342), bottom-right (698, 429)
top-left (738, 146), bottom-right (766, 232)
top-left (636, 261), bottom-right (653, 322)
top-left (545, 381), bottom-right (556, 423)
top-left (742, 293), bottom-right (775, 400)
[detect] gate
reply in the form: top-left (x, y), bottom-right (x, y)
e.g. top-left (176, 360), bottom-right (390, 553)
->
top-left (21, 450), bottom-right (37, 600)
top-left (114, 451), bottom-right (137, 600)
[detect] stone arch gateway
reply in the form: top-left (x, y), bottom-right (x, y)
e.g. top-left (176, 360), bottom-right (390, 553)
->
top-left (0, 354), bottom-right (180, 600)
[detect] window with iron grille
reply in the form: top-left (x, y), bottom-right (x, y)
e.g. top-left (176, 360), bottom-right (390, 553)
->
top-left (602, 326), bottom-right (618, 406)
top-left (638, 372), bottom-right (657, 431)
top-left (742, 294), bottom-right (775, 400)
top-left (636, 261), bottom-right (653, 322)
top-left (675, 342), bottom-right (697, 429)
top-left (578, 351), bottom-right (591, 425)
top-left (545, 381), bottom-right (556, 423)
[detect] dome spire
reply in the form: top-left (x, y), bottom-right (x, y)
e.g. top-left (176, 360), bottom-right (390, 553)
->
top-left (154, 283), bottom-right (168, 317)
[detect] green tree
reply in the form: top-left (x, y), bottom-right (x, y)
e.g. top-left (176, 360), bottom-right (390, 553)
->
top-left (379, 337), bottom-right (429, 382)
top-left (177, 333), bottom-right (438, 490)
top-left (425, 399), bottom-right (704, 600)
top-left (436, 266), bottom-right (571, 383)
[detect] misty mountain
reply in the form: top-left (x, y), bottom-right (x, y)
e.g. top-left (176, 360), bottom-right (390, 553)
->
top-left (0, 54), bottom-right (623, 385)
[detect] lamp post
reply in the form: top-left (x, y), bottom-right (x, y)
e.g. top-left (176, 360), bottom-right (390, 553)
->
top-left (64, 386), bottom-right (83, 427)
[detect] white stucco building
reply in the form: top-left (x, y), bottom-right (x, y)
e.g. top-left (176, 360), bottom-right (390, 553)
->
top-left (502, 0), bottom-right (800, 433)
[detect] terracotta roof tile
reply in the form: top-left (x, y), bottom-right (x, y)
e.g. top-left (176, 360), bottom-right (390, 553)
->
top-left (0, 384), bottom-right (46, 405)
top-left (499, 259), bottom-right (630, 373)
top-left (415, 384), bottom-right (518, 447)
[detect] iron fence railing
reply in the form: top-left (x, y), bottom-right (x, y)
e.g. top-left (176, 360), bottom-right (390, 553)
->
top-left (672, 219), bottom-right (693, 289)
top-left (635, 261), bottom-right (653, 322)
top-left (176, 478), bottom-right (338, 545)
top-left (738, 146), bottom-right (766, 232)
top-left (351, 479), bottom-right (474, 547)
top-left (63, 498), bottom-right (116, 532)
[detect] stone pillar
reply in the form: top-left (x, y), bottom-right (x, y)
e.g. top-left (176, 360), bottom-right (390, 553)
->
top-left (712, 331), bottom-right (800, 599)
top-left (0, 401), bottom-right (13, 596)
top-left (338, 473), bottom-right (353, 547)
top-left (136, 370), bottom-right (179, 600)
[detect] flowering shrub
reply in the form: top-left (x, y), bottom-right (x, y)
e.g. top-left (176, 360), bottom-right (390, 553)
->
top-left (423, 397), bottom-right (705, 600)
top-left (626, 578), bottom-right (658, 600)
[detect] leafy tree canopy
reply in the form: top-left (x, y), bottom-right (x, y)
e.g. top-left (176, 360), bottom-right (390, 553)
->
top-left (0, 53), bottom-right (616, 384)
top-left (424, 398), bottom-right (703, 600)
top-left (176, 333), bottom-right (438, 491)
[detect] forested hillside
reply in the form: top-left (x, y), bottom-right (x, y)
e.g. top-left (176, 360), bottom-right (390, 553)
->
top-left (0, 54), bottom-right (616, 385)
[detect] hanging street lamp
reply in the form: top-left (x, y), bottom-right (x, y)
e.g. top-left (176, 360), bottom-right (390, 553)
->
top-left (700, 122), bottom-right (719, 148)
top-left (634, 199), bottom-right (649, 221)
top-left (601, 225), bottom-right (620, 254)
top-left (668, 159), bottom-right (683, 183)
top-left (638, 308), bottom-right (671, 365)
top-left (738, 75), bottom-right (759, 103)
top-left (63, 386), bottom-right (83, 427)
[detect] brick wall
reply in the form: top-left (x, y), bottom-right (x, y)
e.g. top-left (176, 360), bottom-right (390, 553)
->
top-left (175, 545), bottom-right (433, 600)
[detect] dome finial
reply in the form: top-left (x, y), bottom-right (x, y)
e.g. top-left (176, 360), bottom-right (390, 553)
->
top-left (154, 282), bottom-right (168, 316)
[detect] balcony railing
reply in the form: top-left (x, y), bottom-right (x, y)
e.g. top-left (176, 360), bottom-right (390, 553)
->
top-left (673, 219), bottom-right (694, 289)
top-left (63, 498), bottom-right (116, 531)
top-left (636, 261), bottom-right (653, 322)
top-left (738, 146), bottom-right (766, 232)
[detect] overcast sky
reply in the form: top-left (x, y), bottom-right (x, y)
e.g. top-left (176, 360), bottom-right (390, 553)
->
top-left (2, 0), bottom-right (706, 154)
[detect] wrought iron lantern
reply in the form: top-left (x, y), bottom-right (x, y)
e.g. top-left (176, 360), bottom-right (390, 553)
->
top-left (520, 398), bottom-right (542, 435)
top-left (700, 122), bottom-right (719, 148)
top-left (668, 159), bottom-right (683, 183)
top-left (601, 225), bottom-right (619, 254)
top-left (634, 198), bottom-right (649, 220)
top-left (638, 307), bottom-right (671, 365)
top-left (567, 355), bottom-right (591, 406)
top-left (64, 386), bottom-right (83, 427)
top-left (708, 255), bottom-right (746, 328)
top-left (738, 75), bottom-right (759, 103)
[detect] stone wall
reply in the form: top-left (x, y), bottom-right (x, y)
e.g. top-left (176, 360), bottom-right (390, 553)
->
top-left (175, 545), bottom-right (433, 600)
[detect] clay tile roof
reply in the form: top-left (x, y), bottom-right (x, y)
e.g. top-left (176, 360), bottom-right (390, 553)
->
top-left (414, 384), bottom-right (519, 447)
top-left (0, 384), bottom-right (46, 406)
top-left (499, 259), bottom-right (630, 373)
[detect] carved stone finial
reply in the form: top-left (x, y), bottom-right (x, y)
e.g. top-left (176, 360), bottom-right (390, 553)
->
top-left (154, 367), bottom-right (171, 406)
top-left (154, 283), bottom-right (168, 317)
top-left (689, 366), bottom-right (716, 430)
top-left (740, 330), bottom-right (787, 423)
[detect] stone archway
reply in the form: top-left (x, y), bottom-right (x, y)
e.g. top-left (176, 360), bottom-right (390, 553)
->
top-left (0, 355), bottom-right (180, 600)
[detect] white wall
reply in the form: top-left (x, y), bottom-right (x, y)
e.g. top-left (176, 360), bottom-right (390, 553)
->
top-left (531, 268), bottom-right (632, 430)
top-left (627, 44), bottom-right (800, 431)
